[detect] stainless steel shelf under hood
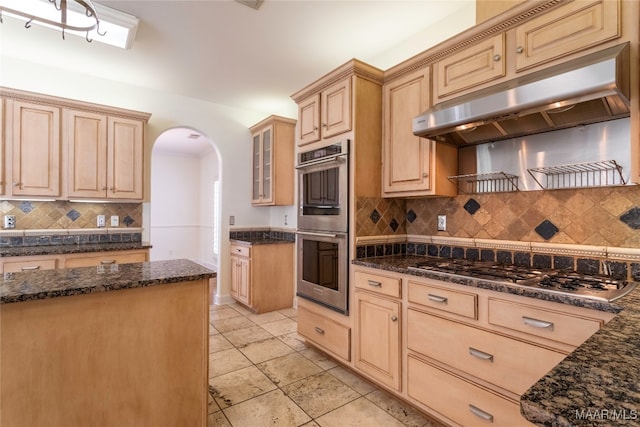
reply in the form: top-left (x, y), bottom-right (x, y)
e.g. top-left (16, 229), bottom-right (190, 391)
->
top-left (413, 43), bottom-right (630, 146)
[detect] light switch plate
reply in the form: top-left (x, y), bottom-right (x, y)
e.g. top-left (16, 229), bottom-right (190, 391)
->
top-left (97, 215), bottom-right (106, 227)
top-left (111, 215), bottom-right (119, 227)
top-left (437, 215), bottom-right (446, 231)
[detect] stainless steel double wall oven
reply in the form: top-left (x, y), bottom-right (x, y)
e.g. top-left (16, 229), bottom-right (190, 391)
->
top-left (296, 140), bottom-right (349, 314)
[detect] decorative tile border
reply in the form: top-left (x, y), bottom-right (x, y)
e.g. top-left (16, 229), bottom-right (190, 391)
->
top-left (0, 228), bottom-right (143, 247)
top-left (229, 227), bottom-right (296, 242)
top-left (355, 235), bottom-right (640, 280)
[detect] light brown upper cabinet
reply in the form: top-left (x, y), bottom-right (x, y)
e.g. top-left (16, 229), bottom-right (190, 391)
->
top-left (5, 99), bottom-right (61, 198)
top-left (434, 34), bottom-right (506, 99)
top-left (68, 111), bottom-right (144, 200)
top-left (296, 77), bottom-right (351, 147)
top-left (249, 115), bottom-right (296, 206)
top-left (382, 67), bottom-right (457, 197)
top-left (0, 99), bottom-right (4, 196)
top-left (514, 0), bottom-right (620, 71)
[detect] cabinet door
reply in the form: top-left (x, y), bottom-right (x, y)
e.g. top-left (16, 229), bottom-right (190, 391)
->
top-left (252, 133), bottom-right (262, 203)
top-left (298, 94), bottom-right (321, 146)
top-left (230, 256), bottom-right (240, 298)
top-left (236, 256), bottom-right (250, 305)
top-left (514, 0), bottom-right (619, 71)
top-left (260, 127), bottom-right (273, 203)
top-left (10, 101), bottom-right (61, 197)
top-left (434, 34), bottom-right (505, 99)
top-left (320, 78), bottom-right (351, 139)
top-left (354, 290), bottom-right (401, 391)
top-left (382, 68), bottom-right (433, 196)
top-left (67, 110), bottom-right (108, 198)
top-left (107, 116), bottom-right (143, 200)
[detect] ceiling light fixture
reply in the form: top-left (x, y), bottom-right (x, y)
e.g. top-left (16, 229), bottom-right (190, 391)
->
top-left (235, 0), bottom-right (264, 10)
top-left (0, 0), bottom-right (139, 49)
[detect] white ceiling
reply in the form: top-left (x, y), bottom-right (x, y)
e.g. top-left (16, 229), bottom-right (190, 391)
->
top-left (0, 0), bottom-right (476, 153)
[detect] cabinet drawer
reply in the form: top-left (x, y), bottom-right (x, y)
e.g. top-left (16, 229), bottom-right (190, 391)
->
top-left (354, 271), bottom-right (401, 298)
top-left (408, 280), bottom-right (477, 319)
top-left (407, 355), bottom-right (534, 427)
top-left (230, 244), bottom-right (250, 258)
top-left (2, 258), bottom-right (58, 273)
top-left (407, 309), bottom-right (565, 395)
top-left (488, 298), bottom-right (603, 347)
top-left (298, 306), bottom-right (350, 361)
top-left (64, 251), bottom-right (147, 268)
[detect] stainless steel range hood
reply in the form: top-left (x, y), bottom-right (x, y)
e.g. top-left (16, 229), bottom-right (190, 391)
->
top-left (413, 43), bottom-right (630, 146)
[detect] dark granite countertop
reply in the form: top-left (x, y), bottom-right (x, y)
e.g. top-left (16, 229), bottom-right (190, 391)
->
top-left (230, 238), bottom-right (294, 245)
top-left (1, 242), bottom-right (152, 257)
top-left (0, 259), bottom-right (216, 304)
top-left (352, 255), bottom-right (640, 426)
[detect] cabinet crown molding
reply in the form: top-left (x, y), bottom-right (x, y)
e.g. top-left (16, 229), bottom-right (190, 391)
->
top-left (291, 58), bottom-right (384, 103)
top-left (249, 114), bottom-right (296, 132)
top-left (0, 87), bottom-right (152, 122)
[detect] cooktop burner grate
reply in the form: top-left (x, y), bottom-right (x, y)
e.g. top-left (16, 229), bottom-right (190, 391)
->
top-left (408, 258), bottom-right (635, 302)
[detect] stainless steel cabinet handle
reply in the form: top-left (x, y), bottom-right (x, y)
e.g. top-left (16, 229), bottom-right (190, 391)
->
top-left (368, 280), bottom-right (382, 288)
top-left (516, 46), bottom-right (524, 54)
top-left (469, 404), bottom-right (494, 422)
top-left (21, 265), bottom-right (41, 271)
top-left (391, 315), bottom-right (398, 322)
top-left (314, 326), bottom-right (325, 335)
top-left (523, 316), bottom-right (554, 330)
top-left (100, 260), bottom-right (116, 265)
top-left (493, 54), bottom-right (501, 61)
top-left (428, 293), bottom-right (448, 304)
top-left (13, 182), bottom-right (20, 187)
top-left (469, 347), bottom-right (494, 362)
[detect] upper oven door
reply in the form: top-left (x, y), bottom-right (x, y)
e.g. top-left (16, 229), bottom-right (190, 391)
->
top-left (297, 154), bottom-right (348, 232)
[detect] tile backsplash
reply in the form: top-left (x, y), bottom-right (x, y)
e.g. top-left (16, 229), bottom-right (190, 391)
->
top-left (357, 186), bottom-right (640, 248)
top-left (0, 200), bottom-right (142, 230)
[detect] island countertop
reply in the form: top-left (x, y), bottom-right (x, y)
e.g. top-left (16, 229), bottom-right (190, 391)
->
top-left (0, 259), bottom-right (216, 304)
top-left (352, 255), bottom-right (640, 426)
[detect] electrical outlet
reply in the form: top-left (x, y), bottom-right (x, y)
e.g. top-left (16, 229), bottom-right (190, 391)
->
top-left (437, 214), bottom-right (446, 231)
top-left (97, 215), bottom-right (106, 228)
top-left (4, 215), bottom-right (16, 229)
top-left (229, 215), bottom-right (235, 226)
top-left (110, 215), bottom-right (119, 227)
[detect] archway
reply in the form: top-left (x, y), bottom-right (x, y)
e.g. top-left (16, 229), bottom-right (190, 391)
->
top-left (149, 127), bottom-right (221, 277)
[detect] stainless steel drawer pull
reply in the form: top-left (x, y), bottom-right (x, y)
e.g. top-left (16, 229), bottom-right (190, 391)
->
top-left (314, 327), bottom-right (325, 335)
top-left (21, 265), bottom-right (41, 271)
top-left (469, 347), bottom-right (494, 362)
top-left (522, 316), bottom-right (554, 330)
top-left (469, 404), bottom-right (494, 422)
top-left (367, 280), bottom-right (382, 288)
top-left (428, 294), bottom-right (448, 304)
top-left (100, 260), bottom-right (116, 265)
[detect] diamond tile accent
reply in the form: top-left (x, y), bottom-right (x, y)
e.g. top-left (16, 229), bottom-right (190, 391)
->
top-left (620, 207), bottom-right (640, 229)
top-left (66, 209), bottom-right (81, 221)
top-left (406, 209), bottom-right (417, 223)
top-left (369, 209), bottom-right (381, 224)
top-left (463, 199), bottom-right (481, 215)
top-left (123, 216), bottom-right (135, 226)
top-left (535, 220), bottom-right (559, 240)
top-left (19, 201), bottom-right (34, 214)
top-left (389, 218), bottom-right (399, 232)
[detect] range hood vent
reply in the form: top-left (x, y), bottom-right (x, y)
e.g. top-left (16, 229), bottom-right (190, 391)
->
top-left (413, 43), bottom-right (630, 146)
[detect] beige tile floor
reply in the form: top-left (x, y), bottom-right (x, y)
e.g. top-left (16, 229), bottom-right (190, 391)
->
top-left (208, 301), bottom-right (445, 427)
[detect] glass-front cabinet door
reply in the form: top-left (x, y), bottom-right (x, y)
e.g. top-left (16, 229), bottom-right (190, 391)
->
top-left (261, 127), bottom-right (272, 202)
top-left (252, 133), bottom-right (261, 202)
top-left (251, 125), bottom-right (274, 205)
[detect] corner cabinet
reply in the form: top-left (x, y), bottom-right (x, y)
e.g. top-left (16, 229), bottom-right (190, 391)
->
top-left (249, 115), bottom-right (296, 206)
top-left (382, 67), bottom-right (457, 197)
top-left (0, 87), bottom-right (150, 201)
top-left (229, 241), bottom-right (294, 313)
top-left (67, 112), bottom-right (144, 200)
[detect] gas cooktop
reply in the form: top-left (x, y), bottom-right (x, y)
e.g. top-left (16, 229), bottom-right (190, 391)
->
top-left (407, 258), bottom-right (636, 302)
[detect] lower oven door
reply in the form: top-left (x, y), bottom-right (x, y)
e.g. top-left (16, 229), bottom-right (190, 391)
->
top-left (296, 230), bottom-right (349, 315)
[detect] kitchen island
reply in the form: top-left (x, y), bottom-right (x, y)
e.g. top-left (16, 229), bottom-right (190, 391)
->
top-left (0, 259), bottom-right (215, 427)
top-left (352, 255), bottom-right (640, 426)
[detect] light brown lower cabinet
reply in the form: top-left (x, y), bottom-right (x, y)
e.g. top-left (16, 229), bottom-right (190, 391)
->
top-left (229, 241), bottom-right (294, 313)
top-left (297, 301), bottom-right (350, 361)
top-left (349, 266), bottom-right (614, 426)
top-left (0, 249), bottom-right (149, 273)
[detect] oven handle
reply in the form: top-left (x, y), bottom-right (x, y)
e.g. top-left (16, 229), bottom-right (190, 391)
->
top-left (295, 154), bottom-right (347, 169)
top-left (296, 231), bottom-right (346, 239)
